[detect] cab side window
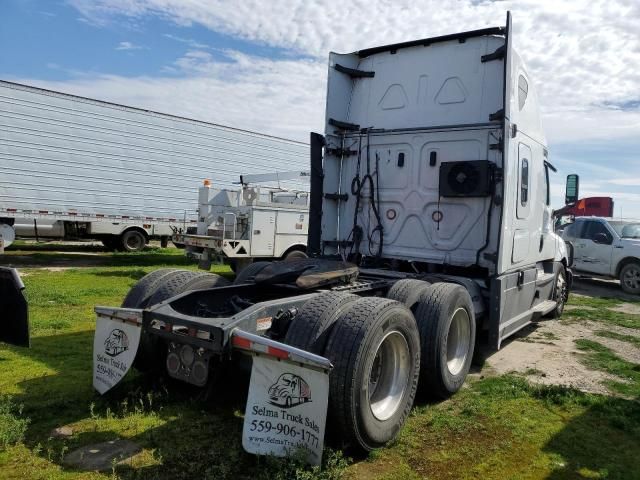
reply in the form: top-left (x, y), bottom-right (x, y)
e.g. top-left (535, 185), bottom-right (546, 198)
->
top-left (517, 143), bottom-right (532, 219)
top-left (543, 162), bottom-right (550, 206)
top-left (581, 221), bottom-right (613, 244)
top-left (521, 158), bottom-right (529, 205)
top-left (563, 222), bottom-right (577, 239)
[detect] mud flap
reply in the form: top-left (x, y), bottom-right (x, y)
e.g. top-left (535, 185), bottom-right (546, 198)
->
top-left (0, 267), bottom-right (29, 347)
top-left (232, 329), bottom-right (331, 465)
top-left (242, 355), bottom-right (329, 466)
top-left (93, 307), bottom-right (143, 394)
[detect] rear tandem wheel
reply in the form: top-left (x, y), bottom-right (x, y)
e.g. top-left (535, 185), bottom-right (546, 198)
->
top-left (322, 297), bottom-right (421, 451)
top-left (284, 291), bottom-right (359, 354)
top-left (414, 283), bottom-right (476, 399)
top-left (124, 269), bottom-right (228, 373)
top-left (386, 278), bottom-right (432, 311)
top-left (233, 261), bottom-right (271, 284)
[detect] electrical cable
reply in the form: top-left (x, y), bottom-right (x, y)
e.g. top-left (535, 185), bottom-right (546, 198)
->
top-left (370, 151), bottom-right (384, 258)
top-left (348, 135), bottom-right (364, 257)
top-left (347, 129), bottom-right (384, 260)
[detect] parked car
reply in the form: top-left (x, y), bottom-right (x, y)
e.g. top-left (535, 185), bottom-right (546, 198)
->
top-left (562, 217), bottom-right (640, 294)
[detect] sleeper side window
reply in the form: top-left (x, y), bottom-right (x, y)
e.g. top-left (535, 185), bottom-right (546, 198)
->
top-left (518, 75), bottom-right (528, 110)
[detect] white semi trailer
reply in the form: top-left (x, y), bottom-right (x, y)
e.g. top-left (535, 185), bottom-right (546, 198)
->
top-left (176, 171), bottom-right (310, 271)
top-left (89, 13), bottom-right (577, 463)
top-left (0, 80), bottom-right (307, 251)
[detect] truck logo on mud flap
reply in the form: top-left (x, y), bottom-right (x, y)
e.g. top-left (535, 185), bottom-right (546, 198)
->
top-left (268, 373), bottom-right (311, 408)
top-left (103, 329), bottom-right (129, 357)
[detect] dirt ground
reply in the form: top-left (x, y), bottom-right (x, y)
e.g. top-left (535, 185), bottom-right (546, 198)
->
top-left (479, 278), bottom-right (640, 395)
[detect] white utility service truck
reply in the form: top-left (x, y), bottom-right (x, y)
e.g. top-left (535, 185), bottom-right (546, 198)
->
top-left (0, 80), bottom-right (307, 251)
top-left (90, 13), bottom-right (577, 463)
top-left (176, 171), bottom-right (310, 272)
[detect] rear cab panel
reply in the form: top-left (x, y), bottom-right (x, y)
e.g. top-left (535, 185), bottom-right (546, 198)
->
top-left (321, 31), bottom-right (506, 271)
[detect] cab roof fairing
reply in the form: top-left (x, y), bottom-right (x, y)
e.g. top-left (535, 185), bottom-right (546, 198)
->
top-left (508, 50), bottom-right (547, 149)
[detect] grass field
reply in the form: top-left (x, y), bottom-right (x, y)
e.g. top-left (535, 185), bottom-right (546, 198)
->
top-left (1, 246), bottom-right (639, 479)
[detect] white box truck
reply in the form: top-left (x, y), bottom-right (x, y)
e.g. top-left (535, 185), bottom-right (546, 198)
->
top-left (0, 80), bottom-right (308, 251)
top-left (87, 13), bottom-right (578, 463)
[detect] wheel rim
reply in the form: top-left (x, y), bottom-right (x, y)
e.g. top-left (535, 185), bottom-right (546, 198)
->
top-left (126, 233), bottom-right (143, 250)
top-left (368, 331), bottom-right (411, 421)
top-left (623, 267), bottom-right (640, 290)
top-left (446, 308), bottom-right (471, 376)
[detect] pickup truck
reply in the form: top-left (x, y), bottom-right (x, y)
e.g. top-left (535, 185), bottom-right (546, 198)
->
top-left (562, 217), bottom-right (640, 294)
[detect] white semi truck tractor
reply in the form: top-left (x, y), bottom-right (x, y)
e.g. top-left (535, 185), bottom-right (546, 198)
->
top-left (91, 13), bottom-right (576, 463)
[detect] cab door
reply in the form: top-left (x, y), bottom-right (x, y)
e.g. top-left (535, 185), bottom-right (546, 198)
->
top-left (574, 220), bottom-right (614, 275)
top-left (511, 143), bottom-right (533, 264)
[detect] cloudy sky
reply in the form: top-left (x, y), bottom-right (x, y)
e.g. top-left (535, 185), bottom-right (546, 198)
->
top-left (1, 0), bottom-right (639, 216)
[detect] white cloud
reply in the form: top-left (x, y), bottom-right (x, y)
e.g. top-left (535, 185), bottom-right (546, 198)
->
top-left (66, 0), bottom-right (640, 144)
top-left (163, 33), bottom-right (210, 50)
top-left (608, 178), bottom-right (640, 186)
top-left (16, 50), bottom-right (326, 142)
top-left (115, 41), bottom-right (143, 50)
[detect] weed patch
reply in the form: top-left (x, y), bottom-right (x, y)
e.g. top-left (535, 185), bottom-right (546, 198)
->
top-left (575, 339), bottom-right (640, 397)
top-left (0, 397), bottom-right (29, 449)
top-left (564, 308), bottom-right (640, 330)
top-left (349, 376), bottom-right (640, 480)
top-left (594, 330), bottom-right (640, 348)
top-left (565, 294), bottom-right (640, 329)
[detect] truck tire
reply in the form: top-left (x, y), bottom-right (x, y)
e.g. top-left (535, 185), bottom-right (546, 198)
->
top-left (131, 270), bottom-right (209, 373)
top-left (121, 229), bottom-right (147, 252)
top-left (284, 249), bottom-right (308, 261)
top-left (146, 270), bottom-right (209, 307)
top-left (386, 279), bottom-right (431, 311)
top-left (323, 297), bottom-right (420, 451)
top-left (547, 268), bottom-right (568, 319)
top-left (121, 268), bottom-right (180, 308)
top-left (619, 262), bottom-right (640, 295)
top-left (414, 283), bottom-right (476, 399)
top-left (181, 273), bottom-right (230, 291)
top-left (121, 269), bottom-right (181, 372)
top-left (284, 291), bottom-right (359, 354)
top-left (234, 261), bottom-right (271, 284)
